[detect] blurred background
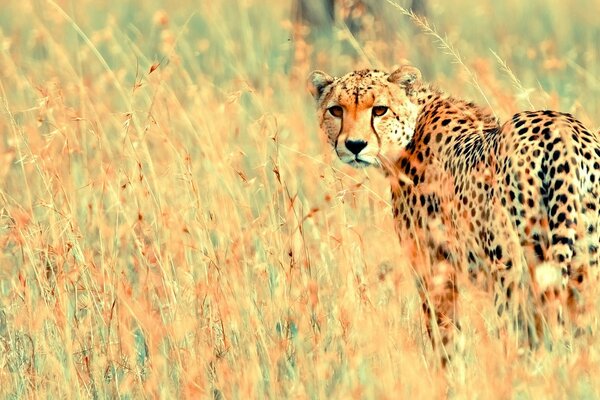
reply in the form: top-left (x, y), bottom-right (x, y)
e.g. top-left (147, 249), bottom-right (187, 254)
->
top-left (1, 1), bottom-right (599, 398)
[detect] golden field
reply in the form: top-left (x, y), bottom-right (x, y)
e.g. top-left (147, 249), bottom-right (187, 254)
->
top-left (1, 0), bottom-right (600, 398)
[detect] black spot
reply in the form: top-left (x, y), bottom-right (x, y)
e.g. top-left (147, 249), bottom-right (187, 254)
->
top-left (552, 151), bottom-right (560, 161)
top-left (495, 245), bottom-right (503, 260)
top-left (534, 244), bottom-right (544, 260)
top-left (554, 179), bottom-right (564, 191)
top-left (468, 252), bottom-right (476, 263)
top-left (542, 127), bottom-right (551, 139)
top-left (551, 235), bottom-right (573, 246)
top-left (527, 198), bottom-right (534, 208)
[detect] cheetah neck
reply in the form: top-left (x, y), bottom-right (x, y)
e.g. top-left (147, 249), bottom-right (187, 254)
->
top-left (412, 84), bottom-right (494, 117)
top-left (412, 85), bottom-right (498, 138)
top-left (382, 85), bottom-right (499, 177)
top-left (381, 84), bottom-right (499, 178)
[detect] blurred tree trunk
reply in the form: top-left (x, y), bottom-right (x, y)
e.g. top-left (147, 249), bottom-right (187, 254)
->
top-left (291, 0), bottom-right (431, 75)
top-left (294, 0), bottom-right (335, 30)
top-left (294, 0), bottom-right (428, 36)
top-left (410, 0), bottom-right (428, 17)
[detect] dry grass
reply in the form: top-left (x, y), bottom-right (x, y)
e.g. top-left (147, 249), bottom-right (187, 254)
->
top-left (0, 0), bottom-right (599, 398)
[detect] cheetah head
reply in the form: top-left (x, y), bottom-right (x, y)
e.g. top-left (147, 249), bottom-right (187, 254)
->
top-left (308, 66), bottom-right (421, 170)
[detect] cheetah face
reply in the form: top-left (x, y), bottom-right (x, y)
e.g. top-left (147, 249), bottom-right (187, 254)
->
top-left (308, 67), bottom-right (421, 170)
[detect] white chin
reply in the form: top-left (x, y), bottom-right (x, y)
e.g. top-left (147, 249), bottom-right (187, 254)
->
top-left (339, 157), bottom-right (375, 168)
top-left (348, 159), bottom-right (372, 168)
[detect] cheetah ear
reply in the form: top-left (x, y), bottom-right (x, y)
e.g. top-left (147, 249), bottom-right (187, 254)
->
top-left (308, 70), bottom-right (335, 100)
top-left (388, 65), bottom-right (422, 89)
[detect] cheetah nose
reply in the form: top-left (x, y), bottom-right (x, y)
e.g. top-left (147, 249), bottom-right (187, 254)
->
top-left (345, 139), bottom-right (368, 155)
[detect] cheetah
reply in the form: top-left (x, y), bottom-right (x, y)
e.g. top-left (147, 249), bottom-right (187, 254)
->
top-left (308, 66), bottom-right (600, 365)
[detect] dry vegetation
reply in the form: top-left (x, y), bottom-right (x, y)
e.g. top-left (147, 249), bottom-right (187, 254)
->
top-left (1, 0), bottom-right (599, 398)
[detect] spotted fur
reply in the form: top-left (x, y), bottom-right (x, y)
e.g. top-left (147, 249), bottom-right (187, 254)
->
top-left (308, 66), bottom-right (600, 366)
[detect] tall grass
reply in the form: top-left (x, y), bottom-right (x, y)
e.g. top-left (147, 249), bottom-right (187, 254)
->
top-left (0, 0), bottom-right (599, 398)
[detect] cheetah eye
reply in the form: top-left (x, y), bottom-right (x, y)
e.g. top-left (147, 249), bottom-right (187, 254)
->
top-left (328, 105), bottom-right (343, 118)
top-left (372, 106), bottom-right (388, 117)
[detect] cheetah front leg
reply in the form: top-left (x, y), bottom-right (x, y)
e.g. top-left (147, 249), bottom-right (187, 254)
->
top-left (400, 233), bottom-right (461, 368)
top-left (419, 256), bottom-right (461, 368)
top-left (395, 194), bottom-right (463, 368)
